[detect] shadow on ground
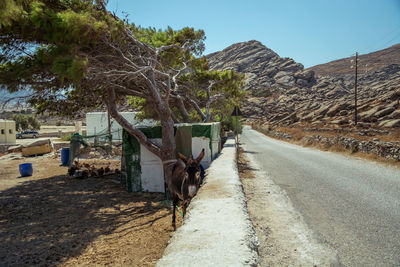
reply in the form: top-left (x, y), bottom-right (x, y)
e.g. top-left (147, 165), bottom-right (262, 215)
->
top-left (0, 174), bottom-right (169, 266)
top-left (242, 150), bottom-right (260, 155)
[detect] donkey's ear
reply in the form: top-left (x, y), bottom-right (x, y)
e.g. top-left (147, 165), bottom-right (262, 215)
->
top-left (195, 148), bottom-right (205, 163)
top-left (178, 153), bottom-right (187, 163)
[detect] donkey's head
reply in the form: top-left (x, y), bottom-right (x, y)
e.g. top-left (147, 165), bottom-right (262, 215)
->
top-left (178, 149), bottom-right (205, 198)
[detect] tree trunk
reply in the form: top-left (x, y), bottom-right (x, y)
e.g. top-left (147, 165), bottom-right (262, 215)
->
top-left (107, 88), bottom-right (162, 158)
top-left (176, 96), bottom-right (191, 123)
top-left (160, 111), bottom-right (177, 188)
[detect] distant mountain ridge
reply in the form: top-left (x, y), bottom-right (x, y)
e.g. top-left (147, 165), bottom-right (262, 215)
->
top-left (208, 41), bottom-right (400, 128)
top-left (308, 43), bottom-right (400, 77)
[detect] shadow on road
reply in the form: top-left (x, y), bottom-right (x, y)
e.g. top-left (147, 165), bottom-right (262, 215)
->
top-left (242, 150), bottom-right (260, 155)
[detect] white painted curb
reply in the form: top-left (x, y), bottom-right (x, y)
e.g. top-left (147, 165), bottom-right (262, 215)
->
top-left (157, 138), bottom-right (259, 267)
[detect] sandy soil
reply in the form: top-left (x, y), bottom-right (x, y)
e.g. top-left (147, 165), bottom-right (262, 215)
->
top-left (0, 153), bottom-right (180, 266)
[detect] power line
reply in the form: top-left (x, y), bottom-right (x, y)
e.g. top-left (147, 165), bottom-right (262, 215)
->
top-left (362, 25), bottom-right (400, 53)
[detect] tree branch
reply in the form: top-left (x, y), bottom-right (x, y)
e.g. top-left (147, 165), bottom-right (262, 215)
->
top-left (204, 81), bottom-right (222, 122)
top-left (183, 95), bottom-right (206, 121)
top-left (107, 88), bottom-right (162, 158)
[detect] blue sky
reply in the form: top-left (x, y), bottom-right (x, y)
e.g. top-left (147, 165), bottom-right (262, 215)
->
top-left (107, 0), bottom-right (400, 68)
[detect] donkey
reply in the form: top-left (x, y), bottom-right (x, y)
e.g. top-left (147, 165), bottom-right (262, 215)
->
top-left (167, 149), bottom-right (205, 230)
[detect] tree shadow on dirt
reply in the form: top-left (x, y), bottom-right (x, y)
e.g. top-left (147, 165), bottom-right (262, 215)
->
top-left (0, 174), bottom-right (170, 266)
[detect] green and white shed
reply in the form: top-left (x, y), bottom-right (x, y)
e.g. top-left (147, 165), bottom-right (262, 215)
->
top-left (122, 122), bottom-right (221, 193)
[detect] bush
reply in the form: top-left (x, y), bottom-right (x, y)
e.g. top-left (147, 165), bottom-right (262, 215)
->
top-left (12, 114), bottom-right (41, 131)
top-left (61, 133), bottom-right (73, 141)
top-left (231, 116), bottom-right (243, 134)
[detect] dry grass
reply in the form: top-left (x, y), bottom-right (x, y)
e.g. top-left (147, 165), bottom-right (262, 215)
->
top-left (274, 125), bottom-right (400, 143)
top-left (237, 147), bottom-right (255, 179)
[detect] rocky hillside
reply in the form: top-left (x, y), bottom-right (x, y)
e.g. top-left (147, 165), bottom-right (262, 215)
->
top-left (208, 41), bottom-right (316, 95)
top-left (308, 43), bottom-right (400, 77)
top-left (208, 41), bottom-right (400, 129)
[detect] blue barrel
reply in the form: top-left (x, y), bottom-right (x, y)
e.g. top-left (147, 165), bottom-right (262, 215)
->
top-left (19, 163), bottom-right (33, 177)
top-left (61, 148), bottom-right (70, 166)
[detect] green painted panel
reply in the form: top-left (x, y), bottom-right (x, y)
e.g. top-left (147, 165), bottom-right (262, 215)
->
top-left (138, 126), bottom-right (162, 139)
top-left (175, 125), bottom-right (192, 158)
top-left (192, 124), bottom-right (211, 139)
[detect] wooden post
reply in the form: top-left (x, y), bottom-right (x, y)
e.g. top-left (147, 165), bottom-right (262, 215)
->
top-left (107, 110), bottom-right (112, 147)
top-left (354, 52), bottom-right (358, 126)
top-left (236, 115), bottom-right (239, 143)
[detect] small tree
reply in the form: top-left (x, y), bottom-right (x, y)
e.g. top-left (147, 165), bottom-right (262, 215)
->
top-left (12, 114), bottom-right (29, 132)
top-left (12, 114), bottom-right (40, 131)
top-left (27, 116), bottom-right (41, 130)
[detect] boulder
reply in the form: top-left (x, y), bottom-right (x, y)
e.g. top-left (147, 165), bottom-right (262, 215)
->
top-left (294, 70), bottom-right (315, 81)
top-left (274, 71), bottom-right (292, 80)
top-left (296, 79), bottom-right (309, 87)
top-left (388, 109), bottom-right (400, 119)
top-left (375, 107), bottom-right (395, 118)
top-left (359, 105), bottom-right (385, 120)
top-left (275, 75), bottom-right (295, 88)
top-left (379, 119), bottom-right (400, 128)
top-left (326, 103), bottom-right (350, 117)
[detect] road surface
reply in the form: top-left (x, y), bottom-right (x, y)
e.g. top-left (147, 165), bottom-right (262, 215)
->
top-left (241, 126), bottom-right (400, 266)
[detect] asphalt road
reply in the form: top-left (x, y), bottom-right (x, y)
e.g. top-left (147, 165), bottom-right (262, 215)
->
top-left (241, 126), bottom-right (400, 266)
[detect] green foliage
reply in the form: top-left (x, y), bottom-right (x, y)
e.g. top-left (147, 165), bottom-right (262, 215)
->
top-left (61, 133), bottom-right (73, 141)
top-left (51, 56), bottom-right (88, 82)
top-left (230, 116), bottom-right (243, 134)
top-left (12, 114), bottom-right (41, 131)
top-left (179, 67), bottom-right (246, 122)
top-left (0, 0), bottom-right (23, 28)
top-left (127, 96), bottom-right (156, 120)
top-left (27, 115), bottom-right (41, 130)
top-left (0, 0), bottom-right (244, 124)
top-left (133, 25), bottom-right (205, 56)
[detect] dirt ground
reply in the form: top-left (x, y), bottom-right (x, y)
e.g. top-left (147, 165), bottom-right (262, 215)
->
top-left (0, 152), bottom-right (181, 266)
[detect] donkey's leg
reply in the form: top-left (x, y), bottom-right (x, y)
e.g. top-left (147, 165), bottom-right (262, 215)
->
top-left (182, 200), bottom-right (190, 217)
top-left (172, 197), bottom-right (178, 230)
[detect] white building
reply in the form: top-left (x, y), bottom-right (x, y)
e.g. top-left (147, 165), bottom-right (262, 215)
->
top-left (0, 120), bottom-right (16, 144)
top-left (86, 112), bottom-right (156, 141)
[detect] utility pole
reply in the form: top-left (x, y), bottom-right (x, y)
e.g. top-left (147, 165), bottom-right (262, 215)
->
top-left (354, 52), bottom-right (358, 126)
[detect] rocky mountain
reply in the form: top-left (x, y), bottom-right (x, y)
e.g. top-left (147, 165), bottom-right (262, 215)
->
top-left (208, 40), bottom-right (316, 94)
top-left (207, 41), bottom-right (400, 129)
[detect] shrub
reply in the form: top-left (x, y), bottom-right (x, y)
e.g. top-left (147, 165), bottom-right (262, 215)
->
top-left (61, 133), bottom-right (73, 141)
top-left (12, 114), bottom-right (41, 131)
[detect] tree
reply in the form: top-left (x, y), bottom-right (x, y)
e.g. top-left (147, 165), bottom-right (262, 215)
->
top-left (0, 0), bottom-right (243, 184)
top-left (27, 115), bottom-right (41, 130)
top-left (12, 114), bottom-right (29, 132)
top-left (12, 114), bottom-right (41, 131)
